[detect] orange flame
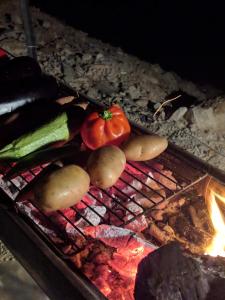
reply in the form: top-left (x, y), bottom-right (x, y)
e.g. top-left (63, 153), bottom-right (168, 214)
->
top-left (205, 179), bottom-right (225, 257)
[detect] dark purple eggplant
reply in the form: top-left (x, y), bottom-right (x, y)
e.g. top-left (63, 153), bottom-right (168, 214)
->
top-left (0, 56), bottom-right (42, 82)
top-left (0, 74), bottom-right (58, 116)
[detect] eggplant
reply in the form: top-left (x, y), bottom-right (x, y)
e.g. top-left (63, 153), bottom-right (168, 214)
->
top-left (0, 74), bottom-right (58, 116)
top-left (0, 56), bottom-right (42, 82)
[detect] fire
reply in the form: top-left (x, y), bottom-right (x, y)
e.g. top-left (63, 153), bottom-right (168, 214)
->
top-left (205, 179), bottom-right (225, 257)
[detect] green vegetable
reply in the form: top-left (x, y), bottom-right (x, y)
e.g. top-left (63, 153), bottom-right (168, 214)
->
top-left (0, 112), bottom-right (70, 160)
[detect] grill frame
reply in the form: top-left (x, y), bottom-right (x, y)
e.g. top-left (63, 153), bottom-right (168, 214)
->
top-left (1, 53), bottom-right (225, 299)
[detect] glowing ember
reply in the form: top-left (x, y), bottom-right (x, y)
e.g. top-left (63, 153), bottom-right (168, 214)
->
top-left (205, 179), bottom-right (225, 257)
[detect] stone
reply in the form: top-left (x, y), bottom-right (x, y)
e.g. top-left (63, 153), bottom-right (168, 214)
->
top-left (154, 103), bottom-right (161, 110)
top-left (82, 53), bottom-right (93, 63)
top-left (87, 88), bottom-right (99, 99)
top-left (128, 85), bottom-right (141, 99)
top-left (168, 107), bottom-right (188, 121)
top-left (43, 20), bottom-right (50, 29)
top-left (135, 99), bottom-right (149, 107)
top-left (63, 64), bottom-right (75, 82)
top-left (96, 81), bottom-right (118, 95)
top-left (95, 53), bottom-right (104, 62)
top-left (188, 99), bottom-right (225, 132)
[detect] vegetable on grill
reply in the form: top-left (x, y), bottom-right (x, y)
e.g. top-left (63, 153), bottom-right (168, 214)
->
top-left (86, 145), bottom-right (126, 189)
top-left (33, 165), bottom-right (90, 211)
top-left (121, 134), bottom-right (168, 161)
top-left (81, 104), bottom-right (131, 150)
top-left (0, 74), bottom-right (58, 116)
top-left (0, 105), bottom-right (86, 160)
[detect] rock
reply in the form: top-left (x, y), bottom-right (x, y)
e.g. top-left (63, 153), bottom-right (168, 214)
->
top-left (43, 20), bottom-right (50, 29)
top-left (63, 64), bottom-right (75, 82)
top-left (188, 99), bottom-right (225, 132)
top-left (87, 88), bottom-right (99, 99)
top-left (82, 53), bottom-right (93, 63)
top-left (168, 107), bottom-right (188, 121)
top-left (154, 103), bottom-right (161, 110)
top-left (128, 85), bottom-right (141, 99)
top-left (135, 99), bottom-right (149, 107)
top-left (96, 81), bottom-right (118, 95)
top-left (95, 53), bottom-right (104, 62)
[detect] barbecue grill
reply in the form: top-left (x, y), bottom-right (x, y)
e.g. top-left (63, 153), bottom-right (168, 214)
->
top-left (1, 50), bottom-right (225, 300)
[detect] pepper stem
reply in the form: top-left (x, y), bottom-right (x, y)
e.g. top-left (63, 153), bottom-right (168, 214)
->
top-left (99, 110), bottom-right (113, 120)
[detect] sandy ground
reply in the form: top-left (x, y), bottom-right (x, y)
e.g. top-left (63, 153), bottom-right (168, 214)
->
top-left (0, 0), bottom-right (225, 299)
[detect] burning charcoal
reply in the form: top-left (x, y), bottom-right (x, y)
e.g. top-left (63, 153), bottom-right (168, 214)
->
top-left (84, 225), bottom-right (133, 248)
top-left (148, 162), bottom-right (178, 191)
top-left (148, 222), bottom-right (172, 244)
top-left (151, 197), bottom-right (186, 221)
top-left (93, 278), bottom-right (111, 297)
top-left (125, 215), bottom-right (148, 233)
top-left (85, 225), bottom-right (156, 251)
top-left (76, 191), bottom-right (96, 210)
top-left (150, 209), bottom-right (164, 221)
top-left (113, 162), bottom-right (155, 198)
top-left (82, 262), bottom-right (95, 278)
top-left (135, 188), bottom-right (166, 209)
top-left (125, 201), bottom-right (143, 216)
top-left (169, 214), bottom-right (212, 254)
top-left (73, 232), bottom-right (155, 300)
top-left (93, 251), bottom-right (111, 264)
top-left (72, 247), bottom-right (90, 268)
top-left (189, 205), bottom-right (204, 229)
top-left (16, 201), bottom-right (64, 244)
top-left (162, 224), bottom-right (175, 237)
top-left (94, 265), bottom-right (111, 280)
top-left (123, 201), bottom-right (148, 232)
top-left (190, 199), bottom-right (214, 234)
top-left (75, 205), bottom-right (107, 228)
top-left (107, 207), bottom-right (125, 226)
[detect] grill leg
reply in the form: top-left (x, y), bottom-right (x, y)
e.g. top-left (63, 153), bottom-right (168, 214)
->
top-left (20, 0), bottom-right (37, 60)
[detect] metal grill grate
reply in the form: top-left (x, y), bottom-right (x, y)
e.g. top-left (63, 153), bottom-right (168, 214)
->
top-left (0, 147), bottom-right (208, 258)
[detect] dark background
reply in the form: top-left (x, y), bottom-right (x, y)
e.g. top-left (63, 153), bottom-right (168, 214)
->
top-left (31, 0), bottom-right (225, 89)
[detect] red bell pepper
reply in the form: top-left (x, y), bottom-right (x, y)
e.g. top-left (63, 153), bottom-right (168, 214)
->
top-left (81, 105), bottom-right (131, 150)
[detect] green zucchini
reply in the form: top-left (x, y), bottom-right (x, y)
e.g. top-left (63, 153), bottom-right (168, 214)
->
top-left (0, 112), bottom-right (70, 160)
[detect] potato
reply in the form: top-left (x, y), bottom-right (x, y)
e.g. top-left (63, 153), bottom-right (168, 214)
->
top-left (87, 145), bottom-right (126, 189)
top-left (121, 134), bottom-right (168, 161)
top-left (33, 165), bottom-right (90, 211)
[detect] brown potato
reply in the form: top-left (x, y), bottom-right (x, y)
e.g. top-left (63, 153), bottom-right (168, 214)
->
top-left (121, 134), bottom-right (168, 161)
top-left (33, 165), bottom-right (90, 211)
top-left (87, 145), bottom-right (126, 189)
